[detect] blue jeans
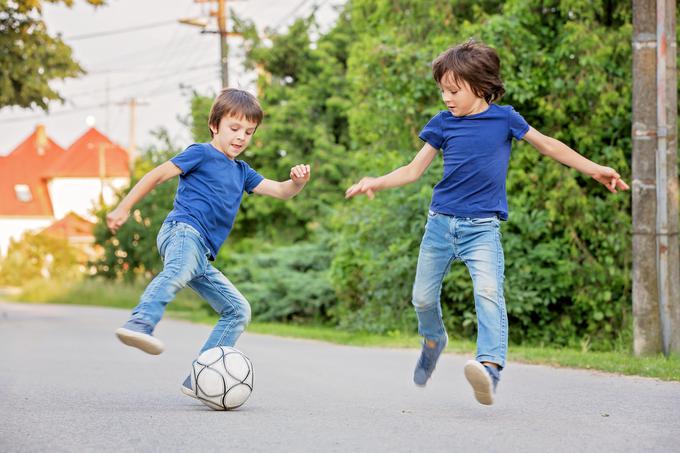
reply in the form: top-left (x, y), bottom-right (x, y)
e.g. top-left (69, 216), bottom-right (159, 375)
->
top-left (129, 221), bottom-right (251, 353)
top-left (412, 211), bottom-right (507, 368)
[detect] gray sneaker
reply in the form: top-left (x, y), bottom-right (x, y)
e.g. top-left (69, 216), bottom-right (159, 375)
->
top-left (181, 375), bottom-right (197, 399)
top-left (413, 336), bottom-right (448, 387)
top-left (115, 319), bottom-right (164, 355)
top-left (464, 360), bottom-right (500, 405)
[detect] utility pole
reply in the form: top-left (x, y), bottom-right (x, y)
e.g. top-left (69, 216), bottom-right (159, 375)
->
top-left (632, 0), bottom-right (679, 356)
top-left (97, 142), bottom-right (109, 205)
top-left (180, 0), bottom-right (244, 89)
top-left (217, 0), bottom-right (228, 88)
top-left (117, 97), bottom-right (148, 175)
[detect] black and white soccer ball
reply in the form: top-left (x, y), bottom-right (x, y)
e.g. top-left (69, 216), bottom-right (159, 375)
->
top-left (190, 346), bottom-right (254, 410)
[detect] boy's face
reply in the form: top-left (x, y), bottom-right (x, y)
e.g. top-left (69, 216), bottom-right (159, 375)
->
top-left (438, 72), bottom-right (487, 117)
top-left (210, 115), bottom-right (258, 159)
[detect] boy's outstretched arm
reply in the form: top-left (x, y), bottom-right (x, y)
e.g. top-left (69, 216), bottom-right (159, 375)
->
top-left (252, 164), bottom-right (311, 200)
top-left (523, 127), bottom-right (630, 193)
top-left (106, 161), bottom-right (182, 233)
top-left (345, 143), bottom-right (438, 199)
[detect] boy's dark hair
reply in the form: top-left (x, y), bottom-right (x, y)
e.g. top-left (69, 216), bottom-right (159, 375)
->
top-left (208, 88), bottom-right (264, 137)
top-left (432, 40), bottom-right (505, 104)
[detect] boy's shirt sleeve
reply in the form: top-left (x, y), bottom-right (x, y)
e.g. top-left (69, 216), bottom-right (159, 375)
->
top-left (507, 106), bottom-right (530, 141)
top-left (242, 161), bottom-right (265, 194)
top-left (171, 144), bottom-right (205, 174)
top-left (418, 112), bottom-right (444, 150)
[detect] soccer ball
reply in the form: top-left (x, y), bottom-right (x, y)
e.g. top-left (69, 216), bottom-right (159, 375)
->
top-left (190, 346), bottom-right (254, 410)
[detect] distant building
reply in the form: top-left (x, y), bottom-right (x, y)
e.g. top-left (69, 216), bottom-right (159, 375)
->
top-left (0, 125), bottom-right (130, 257)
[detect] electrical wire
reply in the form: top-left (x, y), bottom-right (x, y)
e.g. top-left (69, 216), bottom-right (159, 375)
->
top-left (64, 19), bottom-right (178, 41)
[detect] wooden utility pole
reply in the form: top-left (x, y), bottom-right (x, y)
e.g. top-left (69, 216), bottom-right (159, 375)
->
top-left (117, 97), bottom-right (148, 175)
top-left (217, 0), bottom-right (229, 88)
top-left (181, 0), bottom-right (244, 89)
top-left (98, 142), bottom-right (108, 205)
top-left (632, 0), bottom-right (679, 356)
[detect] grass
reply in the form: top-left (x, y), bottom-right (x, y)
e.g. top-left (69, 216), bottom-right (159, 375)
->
top-left (6, 278), bottom-right (680, 382)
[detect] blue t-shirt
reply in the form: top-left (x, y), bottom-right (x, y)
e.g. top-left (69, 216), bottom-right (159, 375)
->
top-left (419, 104), bottom-right (529, 220)
top-left (165, 143), bottom-right (264, 259)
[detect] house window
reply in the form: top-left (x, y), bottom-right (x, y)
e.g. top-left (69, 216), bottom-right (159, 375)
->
top-left (15, 184), bottom-right (32, 202)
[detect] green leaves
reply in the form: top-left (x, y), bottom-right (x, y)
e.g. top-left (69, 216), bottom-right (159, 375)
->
top-left (89, 0), bottom-right (648, 349)
top-left (0, 0), bottom-right (105, 109)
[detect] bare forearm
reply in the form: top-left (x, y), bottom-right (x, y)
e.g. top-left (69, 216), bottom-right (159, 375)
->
top-left (277, 180), bottom-right (306, 199)
top-left (117, 172), bottom-right (163, 211)
top-left (541, 137), bottom-right (600, 176)
top-left (375, 165), bottom-right (419, 191)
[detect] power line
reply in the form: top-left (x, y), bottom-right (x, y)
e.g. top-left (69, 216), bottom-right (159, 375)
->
top-left (64, 19), bottom-right (177, 41)
top-left (1, 72), bottom-right (221, 125)
top-left (0, 103), bottom-right (109, 123)
top-left (271, 0), bottom-right (312, 31)
top-left (62, 62), bottom-right (220, 99)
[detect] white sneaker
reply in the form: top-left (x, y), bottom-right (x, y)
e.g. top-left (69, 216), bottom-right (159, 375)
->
top-left (115, 327), bottom-right (164, 355)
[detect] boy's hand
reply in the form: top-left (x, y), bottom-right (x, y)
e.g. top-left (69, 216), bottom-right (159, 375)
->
top-left (590, 166), bottom-right (630, 193)
top-left (345, 177), bottom-right (379, 199)
top-left (290, 164), bottom-right (311, 186)
top-left (106, 207), bottom-right (130, 234)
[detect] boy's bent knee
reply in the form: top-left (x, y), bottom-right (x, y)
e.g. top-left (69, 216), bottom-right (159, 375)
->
top-left (412, 297), bottom-right (439, 312)
top-left (242, 302), bottom-right (252, 325)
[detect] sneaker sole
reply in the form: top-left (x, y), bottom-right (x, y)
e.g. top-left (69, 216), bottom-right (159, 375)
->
top-left (115, 328), bottom-right (164, 355)
top-left (464, 360), bottom-right (493, 405)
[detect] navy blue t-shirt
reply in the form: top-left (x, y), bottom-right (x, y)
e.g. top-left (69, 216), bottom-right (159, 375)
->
top-left (419, 104), bottom-right (529, 220)
top-left (165, 143), bottom-right (264, 259)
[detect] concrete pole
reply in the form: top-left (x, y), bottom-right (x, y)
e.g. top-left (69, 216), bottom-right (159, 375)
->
top-left (660, 0), bottom-right (679, 355)
top-left (632, 0), bottom-right (679, 356)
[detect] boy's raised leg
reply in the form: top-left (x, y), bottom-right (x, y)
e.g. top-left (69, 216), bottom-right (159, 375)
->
top-left (116, 222), bottom-right (207, 355)
top-left (411, 214), bottom-right (454, 386)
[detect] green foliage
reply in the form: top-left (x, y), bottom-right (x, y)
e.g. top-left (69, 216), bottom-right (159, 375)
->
top-left (190, 91), bottom-right (214, 143)
top-left (327, 0), bottom-right (636, 348)
top-left (227, 12), bottom-right (356, 242)
top-left (0, 232), bottom-right (80, 285)
top-left (89, 0), bottom-right (664, 350)
top-left (0, 0), bottom-right (105, 109)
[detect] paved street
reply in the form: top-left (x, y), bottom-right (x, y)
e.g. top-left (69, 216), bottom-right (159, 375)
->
top-left (1, 301), bottom-right (678, 452)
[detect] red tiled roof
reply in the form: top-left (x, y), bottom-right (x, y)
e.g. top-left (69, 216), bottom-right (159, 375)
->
top-left (41, 212), bottom-right (95, 239)
top-left (45, 127), bottom-right (130, 178)
top-left (0, 125), bottom-right (64, 216)
top-left (0, 126), bottom-right (131, 217)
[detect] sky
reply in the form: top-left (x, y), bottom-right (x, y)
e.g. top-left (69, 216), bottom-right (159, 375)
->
top-left (0, 0), bottom-right (344, 155)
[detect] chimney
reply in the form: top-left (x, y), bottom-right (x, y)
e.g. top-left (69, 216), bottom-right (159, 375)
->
top-left (35, 124), bottom-right (47, 156)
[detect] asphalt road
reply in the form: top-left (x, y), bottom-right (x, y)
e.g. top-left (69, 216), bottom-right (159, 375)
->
top-left (1, 301), bottom-right (678, 452)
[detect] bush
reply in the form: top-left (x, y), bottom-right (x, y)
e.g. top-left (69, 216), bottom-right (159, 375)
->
top-left (215, 241), bottom-right (335, 323)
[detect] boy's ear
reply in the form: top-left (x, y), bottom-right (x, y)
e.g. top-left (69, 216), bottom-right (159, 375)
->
top-left (209, 123), bottom-right (218, 135)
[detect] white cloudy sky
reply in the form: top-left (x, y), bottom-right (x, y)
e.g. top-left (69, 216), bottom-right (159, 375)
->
top-left (0, 0), bottom-right (344, 154)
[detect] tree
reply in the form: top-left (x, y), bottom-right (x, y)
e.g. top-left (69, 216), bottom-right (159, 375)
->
top-left (0, 0), bottom-right (105, 110)
top-left (328, 0), bottom-right (635, 347)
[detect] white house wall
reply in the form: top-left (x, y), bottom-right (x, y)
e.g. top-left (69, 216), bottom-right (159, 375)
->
top-left (47, 177), bottom-right (129, 221)
top-left (0, 217), bottom-right (53, 257)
